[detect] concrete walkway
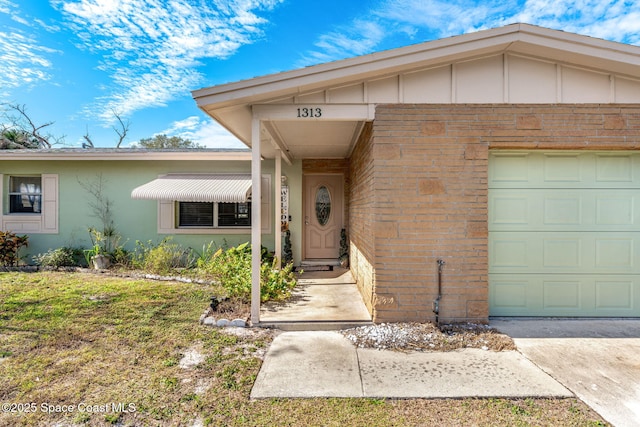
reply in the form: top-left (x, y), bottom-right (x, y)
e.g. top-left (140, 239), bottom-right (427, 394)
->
top-left (251, 331), bottom-right (572, 399)
top-left (491, 319), bottom-right (640, 427)
top-left (259, 268), bottom-right (372, 330)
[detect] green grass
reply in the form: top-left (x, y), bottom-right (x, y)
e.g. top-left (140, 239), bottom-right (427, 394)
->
top-left (0, 272), bottom-right (609, 426)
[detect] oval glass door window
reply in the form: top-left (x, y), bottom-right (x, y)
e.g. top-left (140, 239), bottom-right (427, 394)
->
top-left (315, 186), bottom-right (331, 226)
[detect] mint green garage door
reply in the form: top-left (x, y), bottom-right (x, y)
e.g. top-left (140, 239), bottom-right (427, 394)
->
top-left (489, 151), bottom-right (640, 317)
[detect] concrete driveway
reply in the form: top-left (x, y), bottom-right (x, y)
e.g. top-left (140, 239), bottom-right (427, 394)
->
top-left (491, 319), bottom-right (640, 427)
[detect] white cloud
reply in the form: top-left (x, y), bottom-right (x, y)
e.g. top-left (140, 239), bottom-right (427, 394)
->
top-left (0, 31), bottom-right (57, 95)
top-left (156, 115), bottom-right (247, 149)
top-left (0, 2), bottom-right (59, 96)
top-left (300, 0), bottom-right (640, 66)
top-left (0, 0), bottom-right (12, 14)
top-left (57, 0), bottom-right (283, 124)
top-left (510, 0), bottom-right (640, 45)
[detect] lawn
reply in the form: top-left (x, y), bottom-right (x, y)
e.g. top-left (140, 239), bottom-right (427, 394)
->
top-left (0, 272), bottom-right (608, 426)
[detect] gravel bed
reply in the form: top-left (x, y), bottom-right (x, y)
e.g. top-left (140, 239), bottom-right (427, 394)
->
top-left (341, 322), bottom-right (517, 352)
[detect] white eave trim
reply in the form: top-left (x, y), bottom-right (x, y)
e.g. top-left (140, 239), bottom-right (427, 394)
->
top-left (0, 150), bottom-right (252, 161)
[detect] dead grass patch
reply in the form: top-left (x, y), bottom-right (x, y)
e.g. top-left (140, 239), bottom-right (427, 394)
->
top-left (0, 272), bottom-right (608, 426)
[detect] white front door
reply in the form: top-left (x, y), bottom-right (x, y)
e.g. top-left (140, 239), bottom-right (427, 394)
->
top-left (304, 174), bottom-right (343, 259)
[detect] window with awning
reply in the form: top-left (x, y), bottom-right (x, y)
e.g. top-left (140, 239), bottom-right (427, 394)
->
top-left (131, 174), bottom-right (252, 203)
top-left (131, 174), bottom-right (271, 234)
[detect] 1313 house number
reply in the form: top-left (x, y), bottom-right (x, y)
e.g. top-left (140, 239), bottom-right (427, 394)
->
top-left (296, 107), bottom-right (322, 118)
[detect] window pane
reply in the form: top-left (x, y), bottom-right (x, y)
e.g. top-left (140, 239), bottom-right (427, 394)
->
top-left (9, 176), bottom-right (42, 213)
top-left (178, 202), bottom-right (213, 227)
top-left (218, 202), bottom-right (251, 227)
top-left (315, 186), bottom-right (331, 226)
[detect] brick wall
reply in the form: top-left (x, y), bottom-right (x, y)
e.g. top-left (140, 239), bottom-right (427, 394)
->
top-left (355, 104), bottom-right (640, 323)
top-left (370, 105), bottom-right (488, 323)
top-left (348, 123), bottom-right (375, 313)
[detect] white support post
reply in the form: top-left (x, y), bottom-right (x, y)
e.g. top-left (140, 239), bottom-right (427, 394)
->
top-left (274, 149), bottom-right (282, 269)
top-left (251, 117), bottom-right (262, 325)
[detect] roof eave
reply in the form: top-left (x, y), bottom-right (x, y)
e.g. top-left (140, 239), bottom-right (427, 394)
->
top-left (192, 23), bottom-right (640, 110)
top-left (0, 149), bottom-right (252, 161)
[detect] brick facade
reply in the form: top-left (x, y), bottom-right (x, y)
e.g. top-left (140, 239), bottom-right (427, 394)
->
top-left (348, 104), bottom-right (640, 323)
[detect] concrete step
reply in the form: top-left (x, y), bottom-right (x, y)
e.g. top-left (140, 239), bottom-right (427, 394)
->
top-left (257, 320), bottom-right (373, 331)
top-left (300, 259), bottom-right (341, 266)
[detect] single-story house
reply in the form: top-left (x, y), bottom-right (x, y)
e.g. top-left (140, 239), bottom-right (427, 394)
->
top-left (3, 23), bottom-right (640, 324)
top-left (0, 148), bottom-right (303, 265)
top-left (191, 23), bottom-right (640, 323)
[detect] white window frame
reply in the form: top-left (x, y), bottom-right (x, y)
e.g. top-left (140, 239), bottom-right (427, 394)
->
top-left (8, 176), bottom-right (42, 214)
top-left (157, 174), bottom-right (271, 235)
top-left (0, 173), bottom-right (59, 234)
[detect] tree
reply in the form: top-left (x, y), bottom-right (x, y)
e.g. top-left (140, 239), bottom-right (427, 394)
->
top-left (82, 110), bottom-right (130, 148)
top-left (1, 103), bottom-right (131, 149)
top-left (1, 103), bottom-right (59, 149)
top-left (134, 134), bottom-right (202, 149)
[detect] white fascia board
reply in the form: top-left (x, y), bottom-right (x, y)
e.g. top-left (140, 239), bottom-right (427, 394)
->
top-left (0, 151), bottom-right (252, 161)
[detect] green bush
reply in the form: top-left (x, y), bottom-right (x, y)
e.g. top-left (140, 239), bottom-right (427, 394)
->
top-left (0, 231), bottom-right (28, 266)
top-left (260, 258), bottom-right (297, 301)
top-left (33, 247), bottom-right (83, 268)
top-left (133, 238), bottom-right (194, 275)
top-left (198, 242), bottom-right (296, 302)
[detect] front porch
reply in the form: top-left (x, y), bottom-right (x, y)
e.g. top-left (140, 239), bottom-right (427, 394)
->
top-left (259, 268), bottom-right (372, 330)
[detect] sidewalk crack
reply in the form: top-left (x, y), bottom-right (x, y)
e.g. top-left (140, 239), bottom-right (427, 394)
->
top-left (355, 347), bottom-right (365, 397)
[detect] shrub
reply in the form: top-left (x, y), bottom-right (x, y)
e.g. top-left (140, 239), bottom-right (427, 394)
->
top-left (33, 247), bottom-right (82, 268)
top-left (109, 246), bottom-right (132, 267)
top-left (133, 238), bottom-right (194, 275)
top-left (0, 231), bottom-right (28, 266)
top-left (260, 258), bottom-right (297, 302)
top-left (198, 242), bottom-right (296, 302)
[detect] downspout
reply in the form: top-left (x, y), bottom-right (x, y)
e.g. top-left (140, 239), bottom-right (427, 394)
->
top-left (432, 259), bottom-right (445, 326)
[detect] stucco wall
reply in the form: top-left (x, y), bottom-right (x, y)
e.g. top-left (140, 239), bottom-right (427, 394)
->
top-left (0, 158), bottom-right (303, 265)
top-left (364, 103), bottom-right (640, 323)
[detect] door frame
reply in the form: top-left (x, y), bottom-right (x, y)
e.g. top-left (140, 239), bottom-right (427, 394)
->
top-left (302, 172), bottom-right (345, 260)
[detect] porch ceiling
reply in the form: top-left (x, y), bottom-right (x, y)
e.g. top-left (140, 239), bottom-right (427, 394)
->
top-left (262, 120), bottom-right (363, 159)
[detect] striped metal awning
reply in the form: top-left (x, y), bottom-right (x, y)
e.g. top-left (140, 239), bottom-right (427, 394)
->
top-left (131, 174), bottom-right (252, 203)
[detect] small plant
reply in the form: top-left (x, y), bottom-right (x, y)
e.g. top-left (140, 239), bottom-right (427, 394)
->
top-left (33, 247), bottom-right (82, 268)
top-left (0, 231), bottom-right (28, 266)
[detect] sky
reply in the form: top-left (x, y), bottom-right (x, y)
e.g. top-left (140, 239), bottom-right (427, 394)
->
top-left (2, 0), bottom-right (640, 149)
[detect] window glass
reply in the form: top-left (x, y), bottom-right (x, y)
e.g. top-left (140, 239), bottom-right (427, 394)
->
top-left (177, 202), bottom-right (251, 228)
top-left (9, 176), bottom-right (42, 213)
top-left (218, 202), bottom-right (251, 227)
top-left (315, 186), bottom-right (331, 226)
top-left (178, 202), bottom-right (213, 227)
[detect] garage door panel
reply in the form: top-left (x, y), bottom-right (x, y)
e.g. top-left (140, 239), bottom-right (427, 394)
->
top-left (490, 151), bottom-right (640, 317)
top-left (490, 232), bottom-right (638, 274)
top-left (490, 274), bottom-right (640, 316)
top-left (490, 151), bottom-right (640, 188)
top-left (490, 190), bottom-right (640, 231)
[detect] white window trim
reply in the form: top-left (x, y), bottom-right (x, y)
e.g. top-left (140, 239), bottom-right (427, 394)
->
top-left (157, 174), bottom-right (271, 235)
top-left (0, 173), bottom-right (59, 234)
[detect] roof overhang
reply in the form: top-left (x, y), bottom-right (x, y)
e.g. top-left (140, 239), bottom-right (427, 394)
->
top-left (131, 174), bottom-right (252, 203)
top-left (0, 148), bottom-right (252, 161)
top-left (192, 23), bottom-right (640, 161)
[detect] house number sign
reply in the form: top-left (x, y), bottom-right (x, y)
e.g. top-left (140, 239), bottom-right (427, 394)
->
top-left (296, 107), bottom-right (322, 118)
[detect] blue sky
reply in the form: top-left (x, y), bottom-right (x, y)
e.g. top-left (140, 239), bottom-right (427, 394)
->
top-left (2, 0), bottom-right (640, 148)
